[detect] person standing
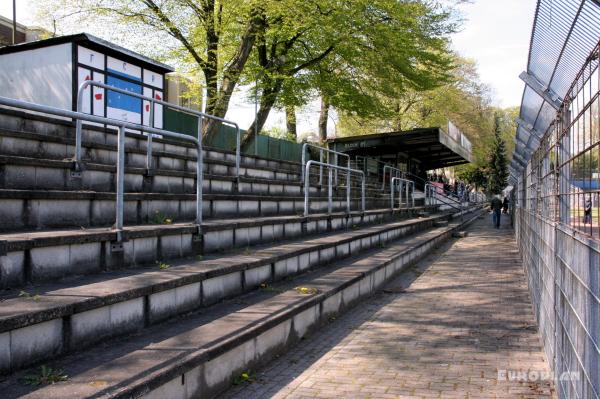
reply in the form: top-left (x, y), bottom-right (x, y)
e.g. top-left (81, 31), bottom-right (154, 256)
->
top-left (583, 196), bottom-right (592, 225)
top-left (490, 195), bottom-right (502, 228)
top-left (502, 196), bottom-right (509, 214)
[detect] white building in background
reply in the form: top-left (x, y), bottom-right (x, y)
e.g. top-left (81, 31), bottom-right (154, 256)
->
top-left (0, 33), bottom-right (174, 129)
top-left (0, 14), bottom-right (46, 47)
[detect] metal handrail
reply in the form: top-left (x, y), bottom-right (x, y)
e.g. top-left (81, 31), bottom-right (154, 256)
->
top-left (301, 143), bottom-right (350, 186)
top-left (304, 160), bottom-right (365, 216)
top-left (424, 183), bottom-right (464, 213)
top-left (391, 177), bottom-right (415, 209)
top-left (0, 95), bottom-right (203, 241)
top-left (353, 155), bottom-right (369, 175)
top-left (381, 165), bottom-right (405, 191)
top-left (75, 80), bottom-right (240, 178)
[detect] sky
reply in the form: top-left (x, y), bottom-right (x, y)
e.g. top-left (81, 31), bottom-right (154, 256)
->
top-left (0, 0), bottom-right (538, 132)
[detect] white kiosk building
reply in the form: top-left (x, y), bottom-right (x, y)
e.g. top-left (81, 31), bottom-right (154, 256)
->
top-left (0, 33), bottom-right (174, 129)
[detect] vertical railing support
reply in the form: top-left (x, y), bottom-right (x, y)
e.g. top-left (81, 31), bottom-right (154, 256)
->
top-left (115, 126), bottom-right (126, 242)
top-left (346, 164), bottom-right (351, 213)
top-left (196, 116), bottom-right (204, 233)
top-left (328, 167), bottom-right (333, 214)
top-left (146, 98), bottom-right (155, 172)
top-left (304, 160), bottom-right (363, 217)
top-left (319, 149), bottom-right (323, 186)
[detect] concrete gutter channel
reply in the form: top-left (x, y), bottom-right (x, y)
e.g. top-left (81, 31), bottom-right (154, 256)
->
top-left (0, 207), bottom-right (484, 399)
top-left (0, 208), bottom-right (476, 377)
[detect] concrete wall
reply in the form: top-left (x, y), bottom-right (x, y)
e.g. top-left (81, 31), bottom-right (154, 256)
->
top-left (514, 183), bottom-right (600, 399)
top-left (0, 43), bottom-right (72, 110)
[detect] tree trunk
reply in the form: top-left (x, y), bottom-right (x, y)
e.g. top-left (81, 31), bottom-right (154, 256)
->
top-left (318, 95), bottom-right (330, 142)
top-left (203, 9), bottom-right (263, 143)
top-left (285, 105), bottom-right (297, 139)
top-left (243, 77), bottom-right (285, 146)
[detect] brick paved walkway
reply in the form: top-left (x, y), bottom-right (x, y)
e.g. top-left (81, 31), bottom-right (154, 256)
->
top-left (223, 215), bottom-right (556, 399)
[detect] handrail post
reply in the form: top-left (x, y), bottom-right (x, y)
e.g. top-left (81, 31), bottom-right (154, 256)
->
top-left (361, 172), bottom-right (365, 212)
top-left (405, 180), bottom-right (409, 208)
top-left (235, 124), bottom-right (241, 181)
top-left (301, 143), bottom-right (307, 183)
top-left (346, 164), bottom-right (351, 213)
top-left (146, 98), bottom-right (155, 171)
top-left (319, 149), bottom-right (323, 186)
top-left (391, 178), bottom-right (395, 209)
top-left (334, 152), bottom-right (338, 186)
top-left (196, 116), bottom-right (203, 232)
top-left (74, 81), bottom-right (87, 168)
top-left (304, 160), bottom-right (311, 217)
top-left (328, 166), bottom-right (333, 214)
top-left (115, 125), bottom-right (126, 242)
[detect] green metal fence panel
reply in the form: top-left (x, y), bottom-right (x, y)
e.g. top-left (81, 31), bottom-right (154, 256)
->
top-left (163, 108), bottom-right (199, 138)
top-left (165, 107), bottom-right (304, 162)
top-left (242, 134), bottom-right (304, 163)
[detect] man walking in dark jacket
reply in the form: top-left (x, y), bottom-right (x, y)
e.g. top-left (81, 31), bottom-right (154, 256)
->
top-left (490, 195), bottom-right (502, 229)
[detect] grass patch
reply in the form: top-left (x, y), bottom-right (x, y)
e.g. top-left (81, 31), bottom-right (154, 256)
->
top-left (149, 210), bottom-right (173, 225)
top-left (259, 283), bottom-right (284, 293)
top-left (156, 261), bottom-right (171, 270)
top-left (232, 370), bottom-right (255, 385)
top-left (294, 286), bottom-right (318, 295)
top-left (23, 366), bottom-right (68, 386)
top-left (18, 291), bottom-right (41, 301)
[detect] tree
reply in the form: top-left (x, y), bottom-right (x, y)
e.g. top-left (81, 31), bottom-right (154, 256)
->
top-left (456, 164), bottom-right (488, 191)
top-left (38, 0), bottom-right (460, 144)
top-left (38, 0), bottom-right (263, 140)
top-left (487, 114), bottom-right (509, 194)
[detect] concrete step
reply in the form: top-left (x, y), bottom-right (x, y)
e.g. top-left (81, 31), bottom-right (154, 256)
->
top-left (0, 127), bottom-right (302, 181)
top-left (0, 209), bottom-right (482, 398)
top-left (0, 155), bottom-right (383, 199)
top-left (0, 189), bottom-right (393, 232)
top-left (0, 211), bottom-right (450, 373)
top-left (0, 206), bottom-right (441, 288)
top-left (0, 109), bottom-right (303, 176)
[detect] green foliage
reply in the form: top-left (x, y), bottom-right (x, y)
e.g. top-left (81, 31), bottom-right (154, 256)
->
top-left (455, 164), bottom-right (488, 191)
top-left (23, 366), bottom-right (68, 386)
top-left (233, 370), bottom-right (255, 385)
top-left (487, 114), bottom-right (509, 194)
top-left (156, 261), bottom-right (170, 270)
top-left (149, 210), bottom-right (172, 225)
top-left (37, 0), bottom-right (460, 143)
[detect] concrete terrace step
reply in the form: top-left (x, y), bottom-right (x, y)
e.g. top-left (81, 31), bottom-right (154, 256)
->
top-left (0, 154), bottom-right (380, 198)
top-left (0, 209), bottom-right (482, 399)
top-left (0, 209), bottom-right (468, 374)
top-left (0, 206), bottom-right (440, 288)
top-left (0, 127), bottom-right (301, 180)
top-left (0, 110), bottom-right (302, 175)
top-left (0, 189), bottom-right (392, 232)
